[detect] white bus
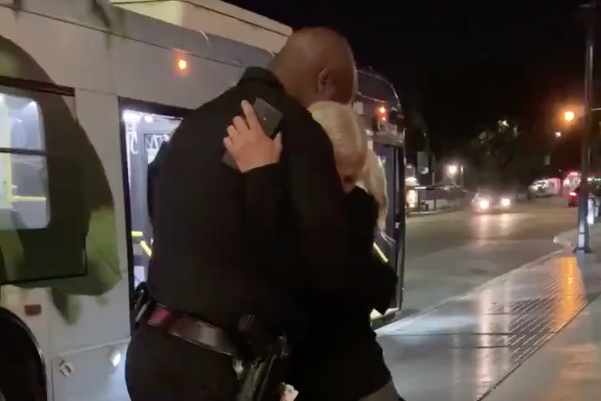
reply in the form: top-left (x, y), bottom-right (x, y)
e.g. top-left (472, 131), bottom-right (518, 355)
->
top-left (0, 1), bottom-right (405, 399)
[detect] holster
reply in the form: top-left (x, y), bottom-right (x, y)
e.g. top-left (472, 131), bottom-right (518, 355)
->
top-left (132, 282), bottom-right (155, 330)
top-left (236, 315), bottom-right (291, 401)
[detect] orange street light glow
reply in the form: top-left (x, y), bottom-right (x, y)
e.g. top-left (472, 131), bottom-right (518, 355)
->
top-left (564, 110), bottom-right (575, 122)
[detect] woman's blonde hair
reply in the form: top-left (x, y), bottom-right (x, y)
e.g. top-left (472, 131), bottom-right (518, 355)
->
top-left (308, 101), bottom-right (388, 230)
top-left (308, 101), bottom-right (367, 179)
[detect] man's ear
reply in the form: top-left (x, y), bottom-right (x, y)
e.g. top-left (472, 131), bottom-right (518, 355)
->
top-left (317, 69), bottom-right (334, 100)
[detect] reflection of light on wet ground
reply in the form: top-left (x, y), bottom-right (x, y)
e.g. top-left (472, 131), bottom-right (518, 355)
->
top-left (498, 213), bottom-right (513, 236)
top-left (451, 334), bottom-right (462, 399)
top-left (384, 315), bottom-right (477, 336)
top-left (474, 213), bottom-right (523, 239)
top-left (554, 256), bottom-right (585, 331)
top-left (475, 214), bottom-right (491, 239)
top-left (377, 244), bottom-right (601, 401)
top-left (474, 279), bottom-right (513, 394)
top-left (477, 286), bottom-right (495, 392)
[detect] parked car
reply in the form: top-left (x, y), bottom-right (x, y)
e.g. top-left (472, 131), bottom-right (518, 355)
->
top-left (568, 190), bottom-right (578, 207)
top-left (568, 182), bottom-right (601, 208)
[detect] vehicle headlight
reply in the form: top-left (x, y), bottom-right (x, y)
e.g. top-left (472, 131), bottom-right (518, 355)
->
top-left (478, 199), bottom-right (490, 209)
top-left (501, 198), bottom-right (511, 207)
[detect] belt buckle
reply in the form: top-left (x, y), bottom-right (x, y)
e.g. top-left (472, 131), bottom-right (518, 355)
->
top-left (169, 316), bottom-right (238, 358)
top-left (134, 302), bottom-right (150, 326)
top-left (133, 282), bottom-right (150, 311)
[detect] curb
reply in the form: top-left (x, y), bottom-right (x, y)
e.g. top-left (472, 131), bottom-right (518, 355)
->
top-left (553, 228), bottom-right (578, 248)
top-left (408, 208), bottom-right (465, 218)
top-left (553, 224), bottom-right (601, 249)
top-left (377, 223), bottom-right (595, 333)
top-left (376, 248), bottom-right (564, 335)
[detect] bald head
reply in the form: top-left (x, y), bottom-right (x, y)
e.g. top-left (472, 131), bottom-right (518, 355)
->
top-left (269, 27), bottom-right (357, 107)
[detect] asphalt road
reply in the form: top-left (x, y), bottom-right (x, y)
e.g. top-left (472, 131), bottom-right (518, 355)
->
top-left (400, 197), bottom-right (577, 317)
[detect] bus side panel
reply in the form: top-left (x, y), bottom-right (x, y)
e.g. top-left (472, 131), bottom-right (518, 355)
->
top-left (1, 2), bottom-right (260, 110)
top-left (74, 90), bottom-right (128, 277)
top-left (0, 4), bottom-right (112, 93)
top-left (50, 339), bottom-right (129, 401)
top-left (0, 6), bottom-right (126, 400)
top-left (0, 3), bottom-right (233, 108)
top-left (42, 91), bottom-right (128, 401)
top-left (109, 34), bottom-right (244, 109)
top-left (44, 90), bottom-right (129, 350)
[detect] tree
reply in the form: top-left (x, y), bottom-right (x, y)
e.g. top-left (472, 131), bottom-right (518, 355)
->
top-left (463, 121), bottom-right (536, 188)
top-left (404, 109), bottom-right (431, 166)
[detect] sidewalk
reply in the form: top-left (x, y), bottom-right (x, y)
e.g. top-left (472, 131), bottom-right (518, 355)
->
top-left (554, 222), bottom-right (601, 249)
top-left (377, 223), bottom-right (601, 401)
top-left (483, 287), bottom-right (601, 401)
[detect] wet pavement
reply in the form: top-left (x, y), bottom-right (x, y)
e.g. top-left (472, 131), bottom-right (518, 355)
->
top-left (379, 224), bottom-right (601, 401)
top-left (402, 197), bottom-right (577, 316)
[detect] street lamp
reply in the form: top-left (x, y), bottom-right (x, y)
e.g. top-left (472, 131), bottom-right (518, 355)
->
top-left (447, 164), bottom-right (458, 176)
top-left (564, 110), bottom-right (576, 122)
top-left (573, 0), bottom-right (597, 253)
top-left (555, 131), bottom-right (562, 138)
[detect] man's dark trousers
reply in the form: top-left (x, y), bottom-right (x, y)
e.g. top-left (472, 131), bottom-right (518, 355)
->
top-left (125, 325), bottom-right (239, 400)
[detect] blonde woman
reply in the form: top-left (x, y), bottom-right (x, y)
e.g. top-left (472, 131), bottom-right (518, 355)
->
top-left (225, 101), bottom-right (401, 401)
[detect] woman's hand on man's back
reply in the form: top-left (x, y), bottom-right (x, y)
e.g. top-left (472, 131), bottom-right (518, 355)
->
top-left (224, 100), bottom-right (282, 173)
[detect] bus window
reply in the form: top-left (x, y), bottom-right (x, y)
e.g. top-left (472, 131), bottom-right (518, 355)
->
top-left (0, 93), bottom-right (49, 231)
top-left (121, 108), bottom-right (183, 287)
top-left (372, 143), bottom-right (397, 252)
top-left (1, 85), bottom-right (114, 287)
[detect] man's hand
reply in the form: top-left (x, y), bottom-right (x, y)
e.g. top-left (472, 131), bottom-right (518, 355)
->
top-left (224, 101), bottom-right (282, 173)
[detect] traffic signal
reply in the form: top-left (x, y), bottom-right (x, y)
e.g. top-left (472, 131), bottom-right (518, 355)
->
top-left (377, 105), bottom-right (387, 122)
top-left (372, 105), bottom-right (388, 132)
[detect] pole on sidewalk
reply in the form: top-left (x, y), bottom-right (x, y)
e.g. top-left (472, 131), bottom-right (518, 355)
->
top-left (576, 0), bottom-right (596, 254)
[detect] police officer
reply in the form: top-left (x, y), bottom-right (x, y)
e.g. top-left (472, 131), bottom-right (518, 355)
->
top-left (125, 27), bottom-right (360, 400)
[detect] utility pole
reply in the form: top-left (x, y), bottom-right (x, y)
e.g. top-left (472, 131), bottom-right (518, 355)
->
top-left (576, 0), bottom-right (596, 253)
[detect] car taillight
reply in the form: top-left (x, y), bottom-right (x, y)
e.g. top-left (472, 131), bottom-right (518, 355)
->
top-left (570, 192), bottom-right (577, 197)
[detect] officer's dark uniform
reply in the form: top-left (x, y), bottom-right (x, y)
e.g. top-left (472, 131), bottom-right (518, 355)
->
top-left (125, 68), bottom-right (369, 400)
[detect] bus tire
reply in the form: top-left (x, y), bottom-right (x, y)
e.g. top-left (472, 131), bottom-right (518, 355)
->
top-left (0, 308), bottom-right (46, 401)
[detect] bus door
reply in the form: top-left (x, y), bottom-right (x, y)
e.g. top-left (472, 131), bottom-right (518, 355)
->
top-left (120, 104), bottom-right (185, 287)
top-left (372, 139), bottom-right (406, 314)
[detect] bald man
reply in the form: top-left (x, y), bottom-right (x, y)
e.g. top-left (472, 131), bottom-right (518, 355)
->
top-left (126, 28), bottom-right (364, 401)
top-left (269, 27), bottom-right (357, 106)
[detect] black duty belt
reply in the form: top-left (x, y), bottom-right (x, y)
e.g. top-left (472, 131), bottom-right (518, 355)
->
top-left (144, 304), bottom-right (239, 357)
top-left (132, 283), bottom-right (292, 400)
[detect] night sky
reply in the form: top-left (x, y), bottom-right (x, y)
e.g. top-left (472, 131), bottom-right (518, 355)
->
top-left (228, 0), bottom-right (589, 162)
